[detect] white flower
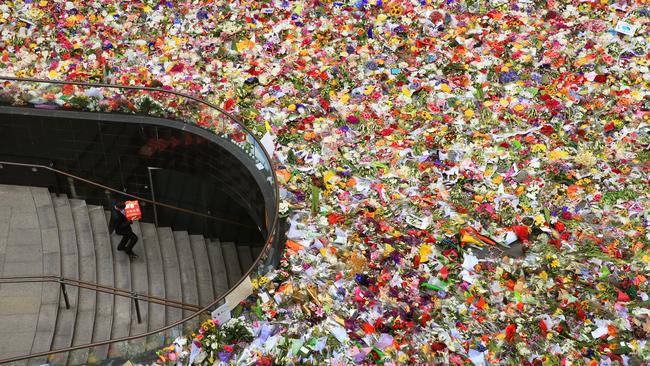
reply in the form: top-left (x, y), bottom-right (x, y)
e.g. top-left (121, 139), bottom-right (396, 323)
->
top-left (279, 201), bottom-right (289, 214)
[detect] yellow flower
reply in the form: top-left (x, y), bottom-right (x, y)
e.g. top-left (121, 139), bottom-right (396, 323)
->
top-left (464, 109), bottom-right (475, 118)
top-left (389, 5), bottom-right (404, 16)
top-left (531, 144), bottom-right (547, 153)
top-left (549, 149), bottom-right (569, 161)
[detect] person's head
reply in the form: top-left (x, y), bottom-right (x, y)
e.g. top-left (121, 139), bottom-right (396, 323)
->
top-left (115, 202), bottom-right (126, 210)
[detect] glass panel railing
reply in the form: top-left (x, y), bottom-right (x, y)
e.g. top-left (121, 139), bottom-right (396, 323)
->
top-left (0, 77), bottom-right (279, 365)
top-left (0, 77), bottom-right (273, 189)
top-left (0, 77), bottom-right (275, 240)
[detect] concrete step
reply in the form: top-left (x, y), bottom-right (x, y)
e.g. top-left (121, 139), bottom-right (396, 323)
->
top-left (68, 199), bottom-right (96, 365)
top-left (173, 231), bottom-right (199, 318)
top-left (0, 205), bottom-right (10, 275)
top-left (157, 227), bottom-right (182, 325)
top-left (221, 242), bottom-right (242, 287)
top-left (128, 221), bottom-right (148, 354)
top-left (104, 210), bottom-right (132, 357)
top-left (0, 184), bottom-right (43, 362)
top-left (1, 184), bottom-right (249, 364)
top-left (120, 221), bottom-right (149, 354)
top-left (141, 222), bottom-right (166, 342)
top-left (205, 239), bottom-right (229, 298)
top-left (87, 205), bottom-right (115, 360)
top-left (29, 188), bottom-right (60, 361)
top-left (237, 244), bottom-right (254, 275)
top-left (50, 194), bottom-right (79, 364)
top-left (189, 234), bottom-right (213, 307)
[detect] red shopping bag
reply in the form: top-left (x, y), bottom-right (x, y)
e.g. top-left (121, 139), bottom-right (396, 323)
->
top-left (124, 200), bottom-right (142, 221)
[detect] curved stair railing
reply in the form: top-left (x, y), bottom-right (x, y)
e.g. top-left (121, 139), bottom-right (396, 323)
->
top-left (0, 275), bottom-right (201, 320)
top-left (0, 160), bottom-right (255, 229)
top-left (0, 77), bottom-right (280, 365)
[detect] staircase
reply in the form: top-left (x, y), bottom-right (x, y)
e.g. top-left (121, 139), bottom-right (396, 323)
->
top-left (0, 184), bottom-right (261, 365)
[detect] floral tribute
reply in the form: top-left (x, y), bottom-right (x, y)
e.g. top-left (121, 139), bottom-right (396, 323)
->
top-left (0, 0), bottom-right (649, 365)
top-left (156, 318), bottom-right (253, 365)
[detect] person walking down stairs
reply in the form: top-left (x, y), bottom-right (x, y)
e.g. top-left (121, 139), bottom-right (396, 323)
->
top-left (109, 202), bottom-right (139, 259)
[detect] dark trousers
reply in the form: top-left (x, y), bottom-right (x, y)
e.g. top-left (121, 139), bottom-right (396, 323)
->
top-left (117, 231), bottom-right (138, 253)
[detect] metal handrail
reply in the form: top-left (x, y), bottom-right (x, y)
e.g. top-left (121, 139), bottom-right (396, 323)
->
top-left (0, 275), bottom-right (201, 312)
top-left (0, 76), bottom-right (280, 364)
top-left (0, 159), bottom-right (255, 228)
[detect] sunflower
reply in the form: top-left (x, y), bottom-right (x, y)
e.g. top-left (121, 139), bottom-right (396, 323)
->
top-left (389, 4), bottom-right (403, 17)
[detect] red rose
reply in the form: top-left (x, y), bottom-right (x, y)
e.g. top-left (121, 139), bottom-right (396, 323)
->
top-left (593, 74), bottom-right (607, 83)
top-left (223, 98), bottom-right (236, 111)
top-left (540, 124), bottom-right (555, 136)
top-left (505, 324), bottom-right (517, 342)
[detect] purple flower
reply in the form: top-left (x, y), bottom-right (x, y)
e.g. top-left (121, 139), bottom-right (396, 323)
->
top-left (219, 352), bottom-right (232, 363)
top-left (500, 71), bottom-right (520, 84)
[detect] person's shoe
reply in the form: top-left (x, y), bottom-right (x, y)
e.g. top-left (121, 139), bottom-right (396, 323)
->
top-left (117, 247), bottom-right (125, 251)
top-left (127, 251), bottom-right (138, 259)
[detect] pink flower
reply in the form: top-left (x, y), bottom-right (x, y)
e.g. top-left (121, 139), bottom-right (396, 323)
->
top-left (602, 54), bottom-right (614, 65)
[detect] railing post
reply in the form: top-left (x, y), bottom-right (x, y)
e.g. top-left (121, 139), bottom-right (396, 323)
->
top-left (133, 293), bottom-right (142, 324)
top-left (50, 162), bottom-right (61, 197)
top-left (147, 167), bottom-right (160, 226)
top-left (59, 278), bottom-right (70, 309)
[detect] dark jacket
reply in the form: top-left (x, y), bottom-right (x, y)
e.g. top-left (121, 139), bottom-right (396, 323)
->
top-left (109, 207), bottom-right (133, 235)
